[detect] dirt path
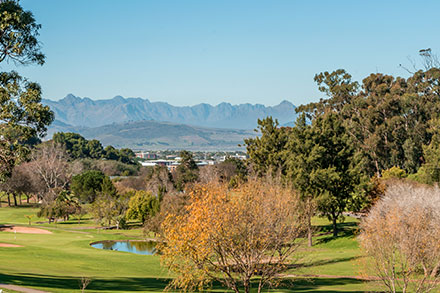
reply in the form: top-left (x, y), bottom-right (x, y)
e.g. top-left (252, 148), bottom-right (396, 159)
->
top-left (0, 284), bottom-right (48, 293)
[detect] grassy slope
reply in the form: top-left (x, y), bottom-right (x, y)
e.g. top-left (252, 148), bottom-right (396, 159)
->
top-left (0, 205), bottom-right (382, 292)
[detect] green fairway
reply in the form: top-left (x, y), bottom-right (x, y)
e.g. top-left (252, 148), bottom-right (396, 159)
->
top-left (0, 205), bottom-right (382, 292)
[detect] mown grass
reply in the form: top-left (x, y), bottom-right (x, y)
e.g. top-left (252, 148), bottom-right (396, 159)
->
top-left (0, 204), bottom-right (382, 292)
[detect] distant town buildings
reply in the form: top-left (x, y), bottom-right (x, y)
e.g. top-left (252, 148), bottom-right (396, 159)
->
top-left (135, 151), bottom-right (247, 171)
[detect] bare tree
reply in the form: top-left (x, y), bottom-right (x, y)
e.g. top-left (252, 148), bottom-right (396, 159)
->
top-left (359, 181), bottom-right (440, 293)
top-left (28, 142), bottom-right (71, 203)
top-left (400, 48), bottom-right (440, 74)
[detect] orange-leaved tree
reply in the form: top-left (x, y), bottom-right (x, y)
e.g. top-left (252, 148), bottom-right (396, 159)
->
top-left (160, 178), bottom-right (307, 293)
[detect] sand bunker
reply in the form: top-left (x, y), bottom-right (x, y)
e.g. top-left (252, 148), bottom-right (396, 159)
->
top-left (0, 226), bottom-right (52, 234)
top-left (0, 243), bottom-right (23, 247)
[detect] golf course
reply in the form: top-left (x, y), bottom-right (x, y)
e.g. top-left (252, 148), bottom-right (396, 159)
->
top-left (0, 204), bottom-right (382, 293)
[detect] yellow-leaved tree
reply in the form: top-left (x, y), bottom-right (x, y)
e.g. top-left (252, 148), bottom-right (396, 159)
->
top-left (160, 178), bottom-right (307, 293)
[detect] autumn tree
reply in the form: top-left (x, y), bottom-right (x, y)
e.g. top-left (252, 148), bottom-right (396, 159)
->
top-left (160, 179), bottom-right (307, 293)
top-left (359, 182), bottom-right (440, 293)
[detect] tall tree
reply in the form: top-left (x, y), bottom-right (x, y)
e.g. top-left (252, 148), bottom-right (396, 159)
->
top-left (173, 150), bottom-right (199, 191)
top-left (0, 1), bottom-right (53, 183)
top-left (0, 71), bottom-right (54, 181)
top-left (285, 113), bottom-right (317, 246)
top-left (245, 117), bottom-right (291, 176)
top-left (287, 112), bottom-right (359, 237)
top-left (0, 0), bottom-right (45, 65)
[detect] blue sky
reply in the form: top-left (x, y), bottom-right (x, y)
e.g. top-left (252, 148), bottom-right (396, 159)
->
top-left (2, 0), bottom-right (440, 106)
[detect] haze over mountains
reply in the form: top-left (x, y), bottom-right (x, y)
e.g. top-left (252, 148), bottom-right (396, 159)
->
top-left (42, 94), bottom-right (297, 150)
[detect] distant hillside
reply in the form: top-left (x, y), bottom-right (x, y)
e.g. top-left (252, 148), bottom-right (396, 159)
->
top-left (43, 94), bottom-right (297, 129)
top-left (47, 120), bottom-right (256, 151)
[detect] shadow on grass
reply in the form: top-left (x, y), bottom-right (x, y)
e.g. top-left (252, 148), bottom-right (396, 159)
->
top-left (277, 277), bottom-right (371, 293)
top-left (0, 273), bottom-right (375, 292)
top-left (289, 255), bottom-right (363, 270)
top-left (1, 203), bottom-right (39, 208)
top-left (0, 273), bottom-right (171, 292)
top-left (315, 222), bottom-right (359, 245)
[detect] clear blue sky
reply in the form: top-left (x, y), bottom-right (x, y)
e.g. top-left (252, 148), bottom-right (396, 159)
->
top-left (2, 0), bottom-right (439, 106)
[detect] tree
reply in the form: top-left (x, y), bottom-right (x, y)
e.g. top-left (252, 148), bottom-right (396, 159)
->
top-left (37, 190), bottom-right (80, 223)
top-left (287, 112), bottom-right (360, 237)
top-left (71, 170), bottom-right (106, 203)
top-left (417, 118), bottom-right (440, 184)
top-left (0, 1), bottom-right (53, 182)
top-left (0, 71), bottom-right (54, 182)
top-left (297, 68), bottom-right (440, 177)
top-left (245, 117), bottom-right (290, 177)
top-left (145, 165), bottom-right (174, 196)
top-left (173, 150), bottom-right (199, 191)
top-left (91, 191), bottom-right (129, 229)
top-left (0, 0), bottom-right (45, 65)
top-left (0, 161), bottom-right (36, 206)
top-left (126, 190), bottom-right (160, 224)
top-left (359, 182), bottom-right (440, 293)
top-left (27, 142), bottom-right (71, 202)
top-left (285, 113), bottom-right (318, 246)
top-left (100, 176), bottom-right (117, 197)
top-left (160, 179), bottom-right (307, 293)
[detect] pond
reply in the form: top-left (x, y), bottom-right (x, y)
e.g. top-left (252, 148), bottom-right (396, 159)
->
top-left (90, 240), bottom-right (157, 255)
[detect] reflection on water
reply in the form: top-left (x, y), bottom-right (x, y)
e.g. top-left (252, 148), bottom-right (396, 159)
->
top-left (91, 240), bottom-right (157, 255)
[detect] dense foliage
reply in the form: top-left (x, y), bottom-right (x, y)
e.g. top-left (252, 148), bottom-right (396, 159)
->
top-left (53, 132), bottom-right (135, 164)
top-left (0, 0), bottom-right (45, 65)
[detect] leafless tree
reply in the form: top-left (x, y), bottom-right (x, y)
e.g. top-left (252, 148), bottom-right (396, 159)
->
top-left (400, 48), bottom-right (440, 74)
top-left (359, 181), bottom-right (440, 293)
top-left (28, 142), bottom-right (72, 203)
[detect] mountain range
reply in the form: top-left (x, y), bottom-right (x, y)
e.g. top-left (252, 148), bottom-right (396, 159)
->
top-left (42, 95), bottom-right (297, 150)
top-left (43, 94), bottom-right (296, 129)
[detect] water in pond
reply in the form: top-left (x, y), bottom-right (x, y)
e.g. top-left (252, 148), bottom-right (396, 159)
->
top-left (91, 240), bottom-right (157, 255)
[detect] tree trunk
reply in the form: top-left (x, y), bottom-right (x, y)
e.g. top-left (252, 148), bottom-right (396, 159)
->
top-left (13, 194), bottom-right (17, 206)
top-left (332, 216), bottom-right (338, 237)
top-left (19, 193), bottom-right (22, 205)
top-left (244, 279), bottom-right (250, 293)
top-left (7, 194), bottom-right (11, 206)
top-left (307, 214), bottom-right (313, 247)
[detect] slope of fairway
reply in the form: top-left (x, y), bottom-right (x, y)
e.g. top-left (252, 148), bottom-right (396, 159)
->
top-left (0, 205), bottom-right (381, 292)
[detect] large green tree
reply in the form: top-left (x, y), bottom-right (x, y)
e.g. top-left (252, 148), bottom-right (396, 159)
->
top-left (287, 112), bottom-right (360, 237)
top-left (0, 0), bottom-right (45, 65)
top-left (244, 116), bottom-right (291, 177)
top-left (298, 68), bottom-right (440, 177)
top-left (0, 1), bottom-right (53, 182)
top-left (71, 170), bottom-right (106, 203)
